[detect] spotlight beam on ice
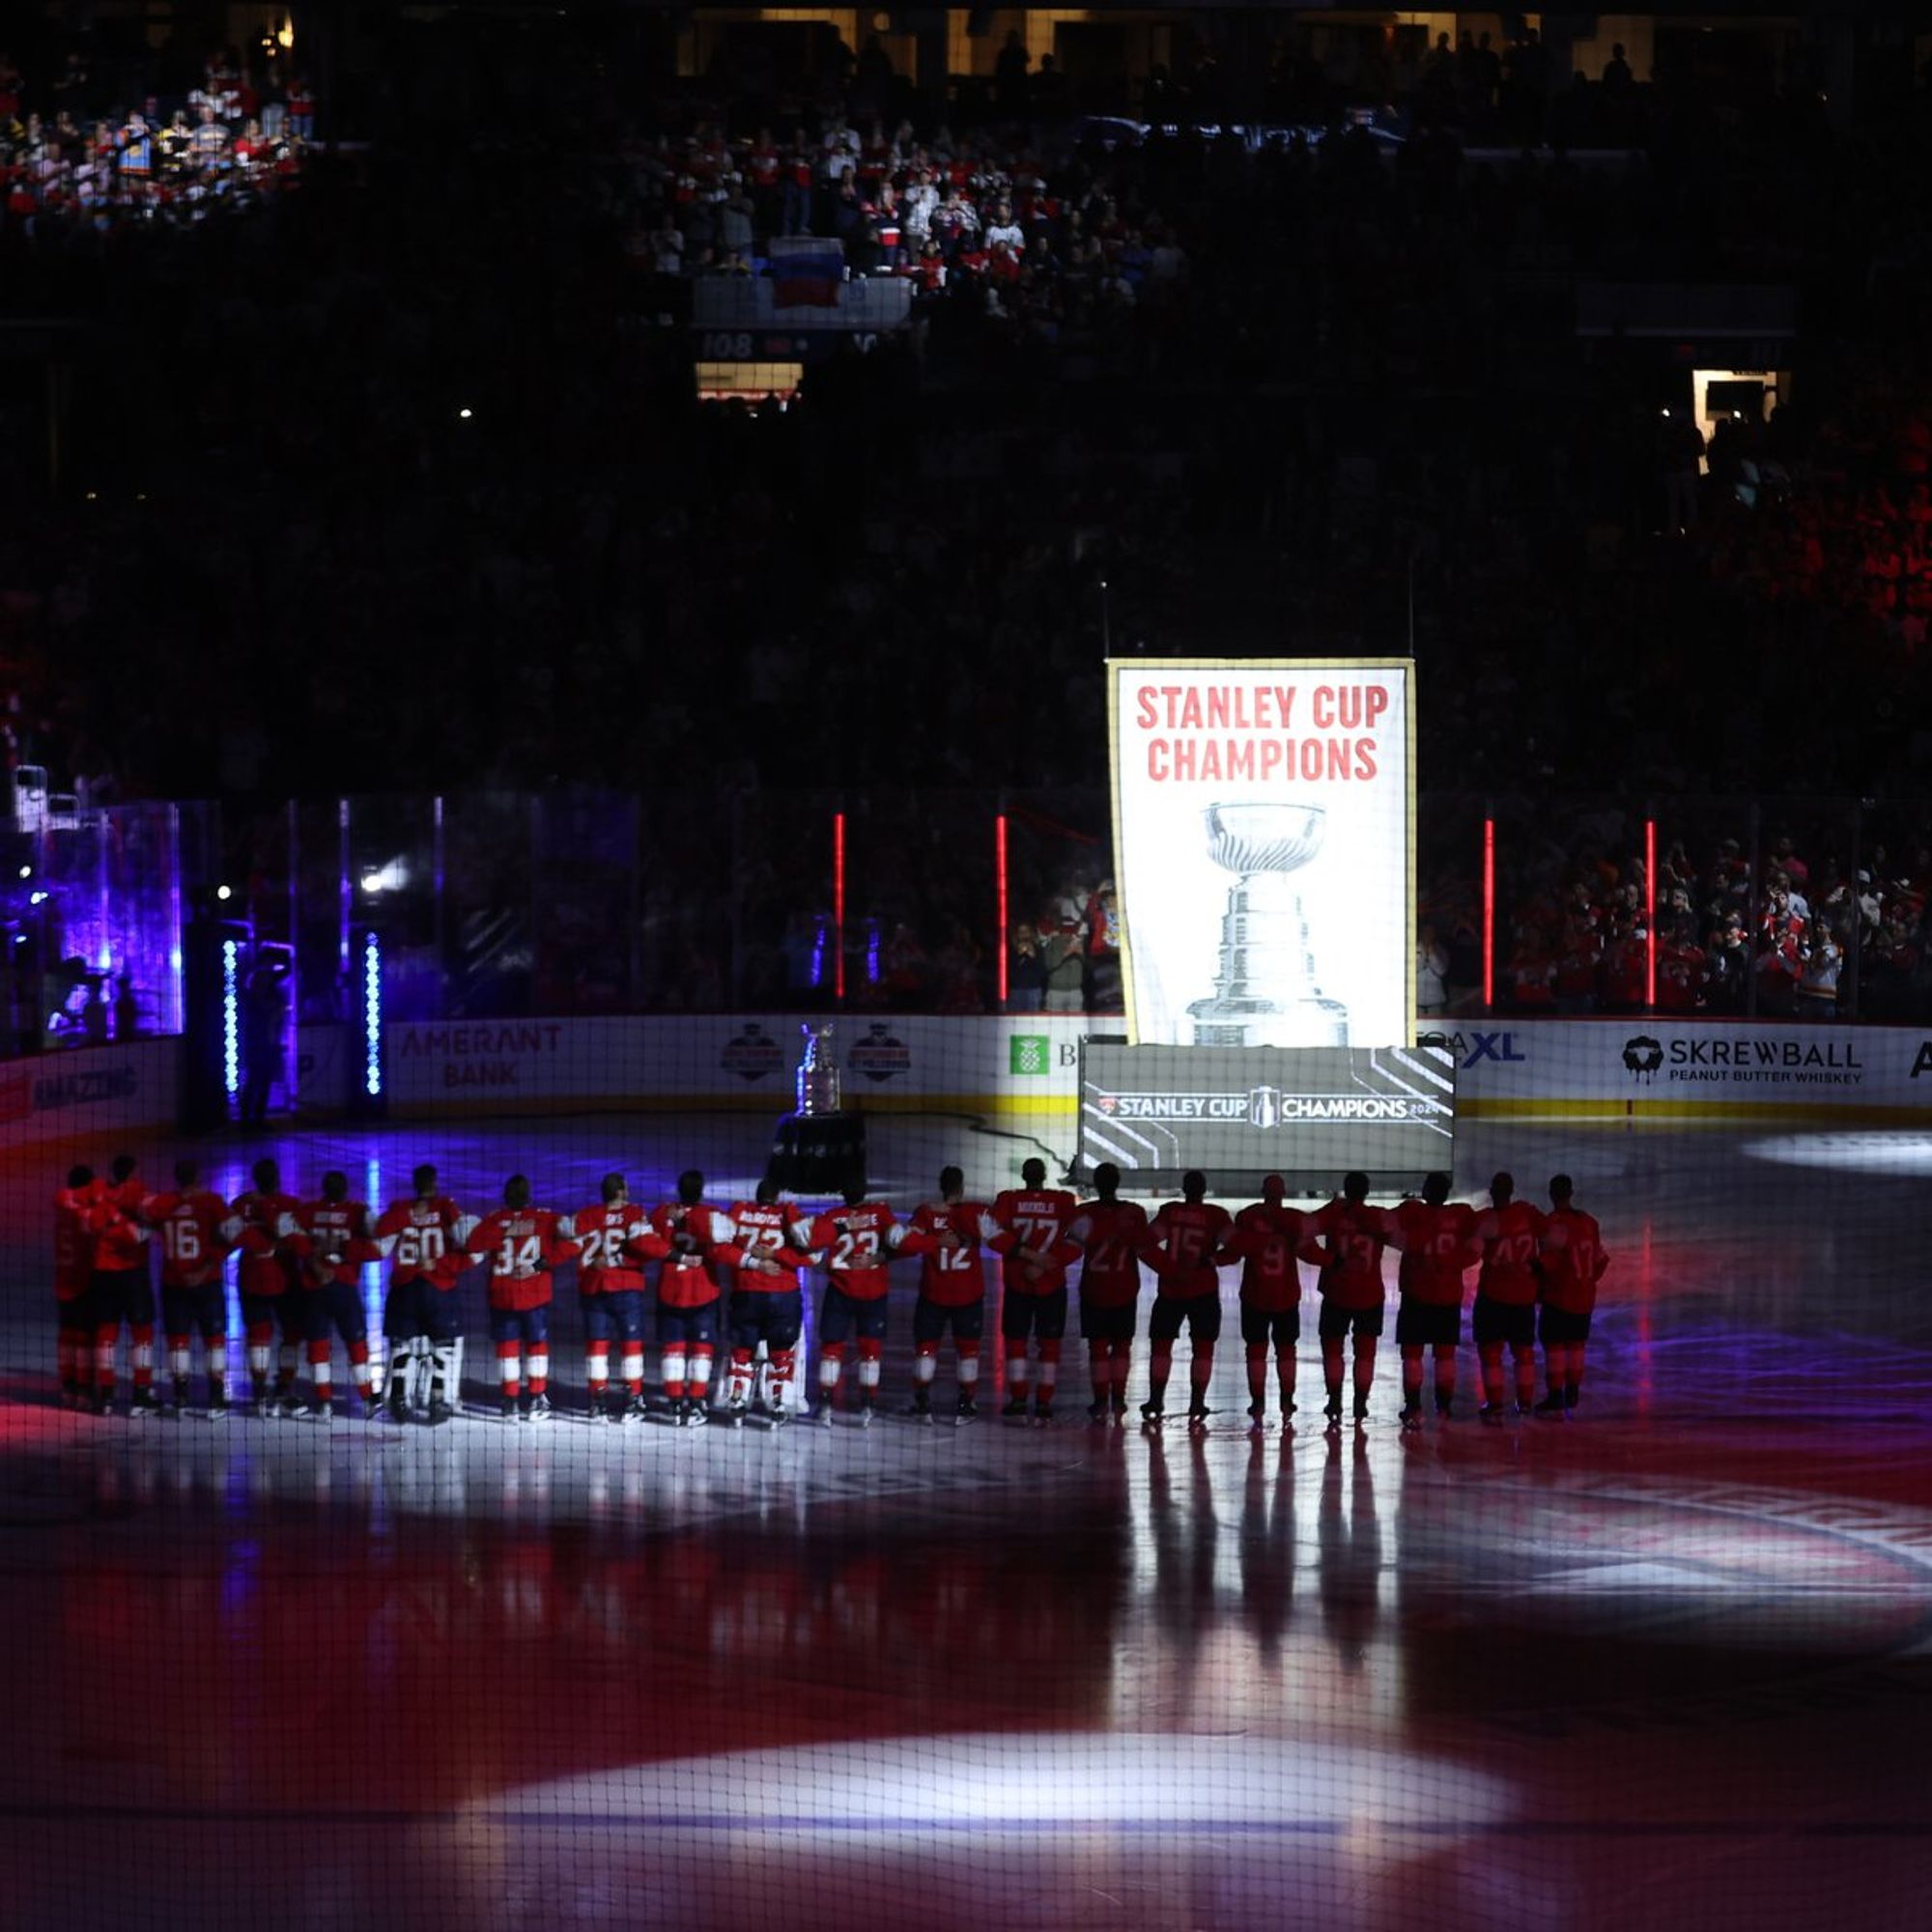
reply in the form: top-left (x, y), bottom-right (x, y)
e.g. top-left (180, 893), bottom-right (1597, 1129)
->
top-left (489, 1734), bottom-right (1515, 1832)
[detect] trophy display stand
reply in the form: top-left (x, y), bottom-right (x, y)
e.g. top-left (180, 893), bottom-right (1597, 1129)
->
top-left (766, 1024), bottom-right (867, 1197)
top-left (1185, 801), bottom-right (1350, 1049)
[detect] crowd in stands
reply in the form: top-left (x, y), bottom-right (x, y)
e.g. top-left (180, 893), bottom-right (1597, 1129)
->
top-left (4, 15), bottom-right (1932, 1023)
top-left (1479, 823), bottom-right (1932, 1021)
top-left (0, 43), bottom-right (314, 238)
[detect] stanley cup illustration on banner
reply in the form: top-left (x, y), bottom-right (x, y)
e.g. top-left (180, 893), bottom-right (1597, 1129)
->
top-left (1186, 801), bottom-right (1349, 1047)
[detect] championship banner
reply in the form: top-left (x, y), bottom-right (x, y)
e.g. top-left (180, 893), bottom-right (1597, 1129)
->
top-left (1107, 659), bottom-right (1416, 1048)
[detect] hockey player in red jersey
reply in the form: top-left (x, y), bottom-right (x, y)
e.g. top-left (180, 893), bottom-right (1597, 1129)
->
top-left (1137, 1169), bottom-right (1233, 1428)
top-left (86, 1153), bottom-right (156, 1415)
top-left (54, 1165), bottom-right (96, 1407)
top-left (1387, 1172), bottom-right (1477, 1423)
top-left (1226, 1174), bottom-right (1306, 1429)
top-left (564, 1173), bottom-right (669, 1423)
top-left (466, 1175), bottom-right (580, 1422)
top-left (231, 1156), bottom-right (303, 1416)
top-left (899, 1166), bottom-right (991, 1422)
top-left (1536, 1174), bottom-right (1609, 1415)
top-left (1470, 1171), bottom-right (1547, 1422)
top-left (980, 1156), bottom-right (1081, 1424)
top-left (1304, 1172), bottom-right (1394, 1427)
top-left (807, 1183), bottom-right (906, 1424)
top-left (650, 1170), bottom-right (735, 1425)
top-left (142, 1159), bottom-right (241, 1415)
top-left (713, 1179), bottom-right (816, 1426)
top-left (1065, 1163), bottom-right (1149, 1424)
top-left (373, 1165), bottom-right (478, 1424)
top-left (288, 1172), bottom-right (383, 1421)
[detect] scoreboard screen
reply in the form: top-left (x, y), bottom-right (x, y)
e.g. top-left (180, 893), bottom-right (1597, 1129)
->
top-left (1076, 1041), bottom-right (1455, 1196)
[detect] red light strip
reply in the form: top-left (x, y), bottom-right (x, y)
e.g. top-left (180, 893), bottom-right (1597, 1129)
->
top-left (833, 812), bottom-right (846, 1005)
top-left (1483, 816), bottom-right (1495, 1010)
top-left (995, 814), bottom-right (1009, 1006)
top-left (1646, 817), bottom-right (1658, 1009)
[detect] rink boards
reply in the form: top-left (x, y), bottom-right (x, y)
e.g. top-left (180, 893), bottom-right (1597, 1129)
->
top-left (4, 1015), bottom-right (1932, 1151)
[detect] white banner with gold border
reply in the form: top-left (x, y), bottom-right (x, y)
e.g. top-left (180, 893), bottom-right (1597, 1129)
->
top-left (1107, 659), bottom-right (1415, 1048)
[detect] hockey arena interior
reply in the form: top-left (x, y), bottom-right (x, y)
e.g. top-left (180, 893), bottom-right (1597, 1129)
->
top-left (8, 0), bottom-right (1932, 1926)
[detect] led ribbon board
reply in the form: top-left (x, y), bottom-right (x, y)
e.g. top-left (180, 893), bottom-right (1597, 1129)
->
top-left (1078, 1041), bottom-right (1455, 1195)
top-left (1107, 659), bottom-right (1416, 1050)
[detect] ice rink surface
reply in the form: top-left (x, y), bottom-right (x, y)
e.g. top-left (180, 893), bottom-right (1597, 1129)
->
top-left (0, 1106), bottom-right (1928, 1931)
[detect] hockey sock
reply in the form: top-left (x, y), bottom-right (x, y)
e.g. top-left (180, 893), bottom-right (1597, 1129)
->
top-left (1543, 1346), bottom-right (1565, 1401)
top-left (130, 1324), bottom-right (155, 1389)
top-left (957, 1340), bottom-right (980, 1393)
top-left (350, 1340), bottom-right (372, 1396)
top-left (1321, 1336), bottom-right (1345, 1403)
top-left (914, 1345), bottom-right (939, 1388)
top-left (586, 1340), bottom-right (610, 1401)
top-left (1110, 1339), bottom-right (1134, 1403)
top-left (768, 1349), bottom-right (797, 1412)
top-left (246, 1325), bottom-right (272, 1390)
top-left (1276, 1346), bottom-right (1295, 1408)
top-left (206, 1340), bottom-right (227, 1395)
top-left (818, 1344), bottom-right (845, 1406)
top-left (1434, 1344), bottom-right (1457, 1404)
top-left (1189, 1342), bottom-right (1214, 1402)
top-left (94, 1325), bottom-right (118, 1392)
top-left (1004, 1338), bottom-right (1030, 1395)
top-left (309, 1340), bottom-right (333, 1401)
top-left (1037, 1340), bottom-right (1060, 1406)
top-left (496, 1341), bottom-right (522, 1404)
top-left (1246, 1344), bottom-right (1268, 1406)
top-left (620, 1344), bottom-right (644, 1396)
top-left (856, 1338), bottom-right (883, 1397)
top-left (1148, 1343), bottom-right (1173, 1406)
top-left (661, 1349), bottom-right (687, 1403)
top-left (1090, 1341), bottom-right (1111, 1401)
top-left (1353, 1338), bottom-right (1377, 1397)
top-left (726, 1347), bottom-right (754, 1406)
top-left (1401, 1345), bottom-right (1424, 1403)
top-left (527, 1349), bottom-right (549, 1397)
top-left (1568, 1347), bottom-right (1585, 1402)
top-left (1479, 1344), bottom-right (1506, 1409)
top-left (1512, 1343), bottom-right (1536, 1407)
top-left (168, 1337), bottom-right (192, 1383)
top-left (686, 1346), bottom-right (712, 1402)
top-left (277, 1342), bottom-right (298, 1392)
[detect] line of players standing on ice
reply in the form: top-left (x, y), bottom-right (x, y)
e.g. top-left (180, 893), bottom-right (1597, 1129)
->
top-left (49, 1151), bottom-right (1608, 1430)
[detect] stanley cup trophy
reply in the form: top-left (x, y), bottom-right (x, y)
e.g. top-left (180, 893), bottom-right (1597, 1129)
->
top-left (795, 1022), bottom-right (840, 1116)
top-left (1186, 801), bottom-right (1350, 1047)
top-left (769, 1021), bottom-right (865, 1196)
